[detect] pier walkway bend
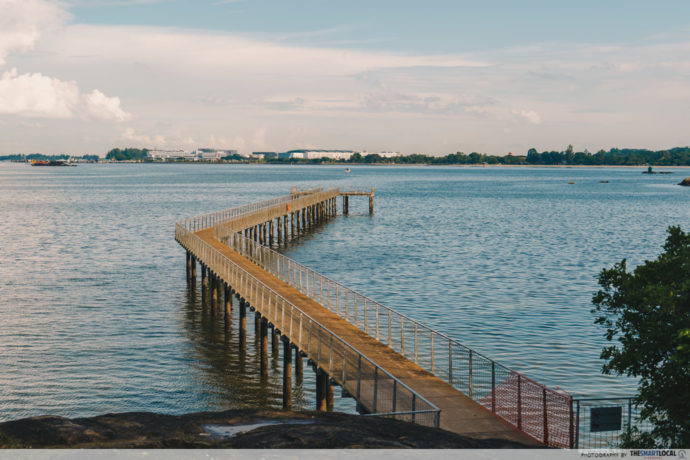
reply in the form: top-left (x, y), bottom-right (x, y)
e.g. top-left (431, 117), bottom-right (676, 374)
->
top-left (175, 187), bottom-right (573, 448)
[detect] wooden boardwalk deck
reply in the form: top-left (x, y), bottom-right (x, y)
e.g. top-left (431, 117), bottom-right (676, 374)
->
top-left (196, 227), bottom-right (539, 445)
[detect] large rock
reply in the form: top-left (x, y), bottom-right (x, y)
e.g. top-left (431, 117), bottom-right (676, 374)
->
top-left (0, 409), bottom-right (536, 449)
top-left (679, 177), bottom-right (690, 186)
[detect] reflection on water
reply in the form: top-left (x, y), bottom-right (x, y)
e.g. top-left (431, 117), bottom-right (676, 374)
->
top-left (178, 259), bottom-right (357, 415)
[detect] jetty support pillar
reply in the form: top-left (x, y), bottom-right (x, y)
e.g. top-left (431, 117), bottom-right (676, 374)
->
top-left (224, 284), bottom-right (232, 330)
top-left (260, 317), bottom-right (269, 377)
top-left (282, 339), bottom-right (292, 409)
top-left (369, 187), bottom-right (375, 215)
top-left (316, 369), bottom-right (328, 411)
top-left (186, 251), bottom-right (191, 282)
top-left (295, 348), bottom-right (303, 383)
top-left (239, 299), bottom-right (247, 351)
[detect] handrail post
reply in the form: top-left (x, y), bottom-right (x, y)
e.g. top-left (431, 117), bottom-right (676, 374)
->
top-left (356, 355), bottom-right (362, 400)
top-left (517, 374), bottom-right (522, 431)
top-left (401, 317), bottom-right (405, 355)
top-left (469, 350), bottom-right (474, 399)
top-left (568, 397), bottom-right (574, 449)
top-left (543, 387), bottom-right (549, 444)
top-left (430, 332), bottom-right (434, 373)
top-left (575, 399), bottom-right (580, 449)
top-left (414, 323), bottom-right (418, 363)
top-left (373, 367), bottom-right (378, 413)
top-left (449, 341), bottom-right (453, 384)
top-left (392, 380), bottom-right (397, 413)
top-left (491, 361), bottom-right (496, 413)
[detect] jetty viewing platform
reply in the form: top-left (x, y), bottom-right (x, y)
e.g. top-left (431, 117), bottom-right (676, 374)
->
top-left (175, 187), bottom-right (574, 448)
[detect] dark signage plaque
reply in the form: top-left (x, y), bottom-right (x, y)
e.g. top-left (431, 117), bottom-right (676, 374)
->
top-left (590, 406), bottom-right (622, 432)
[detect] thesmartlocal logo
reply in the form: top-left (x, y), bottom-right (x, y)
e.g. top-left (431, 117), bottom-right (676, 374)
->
top-left (630, 450), bottom-right (685, 459)
top-left (580, 450), bottom-right (687, 459)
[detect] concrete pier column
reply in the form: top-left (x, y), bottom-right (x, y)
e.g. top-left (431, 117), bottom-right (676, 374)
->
top-left (191, 255), bottom-right (197, 281)
top-left (291, 212), bottom-right (295, 236)
top-left (282, 340), bottom-right (293, 409)
top-left (272, 326), bottom-right (280, 356)
top-left (369, 187), bottom-right (375, 215)
top-left (316, 369), bottom-right (328, 411)
top-left (301, 208), bottom-right (306, 228)
top-left (216, 276), bottom-right (223, 313)
top-left (283, 215), bottom-right (288, 242)
top-left (255, 311), bottom-right (261, 334)
top-left (186, 251), bottom-right (191, 282)
top-left (201, 265), bottom-right (208, 304)
top-left (275, 217), bottom-right (281, 244)
top-left (239, 300), bottom-right (247, 351)
top-left (295, 348), bottom-right (303, 384)
top-left (327, 382), bottom-right (334, 411)
top-left (343, 196), bottom-right (349, 214)
top-left (224, 284), bottom-right (232, 331)
top-left (260, 317), bottom-right (268, 377)
top-left (210, 274), bottom-right (217, 314)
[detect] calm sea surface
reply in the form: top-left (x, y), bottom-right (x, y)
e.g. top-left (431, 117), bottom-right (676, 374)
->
top-left (1, 163), bottom-right (688, 421)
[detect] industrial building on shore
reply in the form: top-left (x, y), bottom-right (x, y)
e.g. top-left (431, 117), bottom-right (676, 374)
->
top-left (145, 148), bottom-right (401, 162)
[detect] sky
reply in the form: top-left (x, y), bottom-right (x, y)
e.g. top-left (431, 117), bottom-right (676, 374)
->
top-left (1, 0), bottom-right (690, 156)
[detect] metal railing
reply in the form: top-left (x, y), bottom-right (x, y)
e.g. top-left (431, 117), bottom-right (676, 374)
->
top-left (176, 221), bottom-right (440, 428)
top-left (178, 188), bottom-right (327, 233)
top-left (216, 227), bottom-right (575, 448)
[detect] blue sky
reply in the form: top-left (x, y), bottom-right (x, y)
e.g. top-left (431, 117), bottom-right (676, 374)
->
top-left (68, 0), bottom-right (690, 52)
top-left (1, 0), bottom-right (689, 155)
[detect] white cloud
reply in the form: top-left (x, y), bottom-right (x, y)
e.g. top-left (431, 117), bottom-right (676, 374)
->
top-left (83, 89), bottom-right (130, 121)
top-left (0, 68), bottom-right (130, 121)
top-left (513, 109), bottom-right (541, 125)
top-left (121, 127), bottom-right (165, 145)
top-left (0, 0), bottom-right (68, 65)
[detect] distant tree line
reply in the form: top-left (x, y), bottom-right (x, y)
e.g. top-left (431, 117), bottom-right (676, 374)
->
top-left (104, 148), bottom-right (149, 161)
top-left (524, 146), bottom-right (690, 166)
top-left (265, 146), bottom-right (690, 166)
top-left (5, 145), bottom-right (690, 165)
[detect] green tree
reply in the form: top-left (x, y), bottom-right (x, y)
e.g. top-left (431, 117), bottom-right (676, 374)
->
top-left (592, 226), bottom-right (690, 447)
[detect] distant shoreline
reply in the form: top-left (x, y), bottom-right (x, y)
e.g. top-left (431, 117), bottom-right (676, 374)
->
top-left (3, 160), bottom-right (690, 169)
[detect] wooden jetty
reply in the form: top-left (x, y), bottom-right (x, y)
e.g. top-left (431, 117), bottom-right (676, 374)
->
top-left (176, 187), bottom-right (573, 447)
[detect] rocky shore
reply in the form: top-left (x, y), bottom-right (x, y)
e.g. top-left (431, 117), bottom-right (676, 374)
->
top-left (0, 409), bottom-right (535, 449)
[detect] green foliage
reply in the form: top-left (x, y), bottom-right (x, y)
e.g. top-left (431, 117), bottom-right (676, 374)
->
top-left (592, 227), bottom-right (690, 447)
top-left (105, 148), bottom-right (149, 161)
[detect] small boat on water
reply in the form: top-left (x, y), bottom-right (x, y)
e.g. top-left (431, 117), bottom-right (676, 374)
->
top-left (345, 168), bottom-right (351, 173)
top-left (30, 159), bottom-right (77, 167)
